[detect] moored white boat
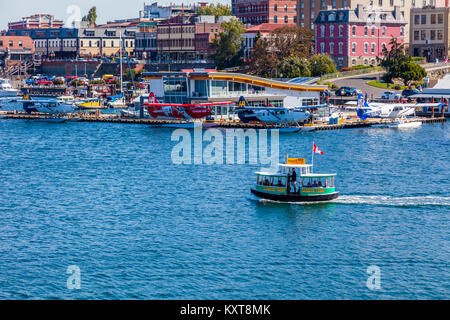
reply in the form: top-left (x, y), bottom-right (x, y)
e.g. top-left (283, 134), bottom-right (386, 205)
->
top-left (0, 79), bottom-right (19, 97)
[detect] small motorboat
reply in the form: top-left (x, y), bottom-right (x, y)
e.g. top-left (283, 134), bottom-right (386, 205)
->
top-left (388, 120), bottom-right (422, 129)
top-left (251, 157), bottom-right (339, 203)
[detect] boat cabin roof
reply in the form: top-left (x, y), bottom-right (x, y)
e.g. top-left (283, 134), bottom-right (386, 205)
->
top-left (255, 172), bottom-right (287, 178)
top-left (301, 173), bottom-right (336, 178)
top-left (279, 164), bottom-right (312, 168)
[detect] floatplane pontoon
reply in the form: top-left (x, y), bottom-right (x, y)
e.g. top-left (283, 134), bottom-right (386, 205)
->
top-left (251, 151), bottom-right (339, 203)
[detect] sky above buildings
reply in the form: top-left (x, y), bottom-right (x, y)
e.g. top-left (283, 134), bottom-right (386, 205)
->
top-left (0, 0), bottom-right (226, 30)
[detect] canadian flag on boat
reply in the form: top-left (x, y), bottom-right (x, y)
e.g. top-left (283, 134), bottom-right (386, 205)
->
top-left (313, 142), bottom-right (324, 155)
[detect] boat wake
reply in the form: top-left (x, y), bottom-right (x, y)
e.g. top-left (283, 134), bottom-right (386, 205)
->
top-left (333, 195), bottom-right (450, 207)
top-left (252, 195), bottom-right (450, 207)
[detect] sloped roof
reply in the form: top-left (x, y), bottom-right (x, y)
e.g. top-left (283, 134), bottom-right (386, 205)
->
top-left (245, 23), bottom-right (295, 34)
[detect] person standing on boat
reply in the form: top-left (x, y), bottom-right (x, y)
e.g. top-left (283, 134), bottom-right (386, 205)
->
top-left (291, 168), bottom-right (297, 193)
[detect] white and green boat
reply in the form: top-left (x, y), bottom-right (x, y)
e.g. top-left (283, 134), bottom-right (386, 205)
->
top-left (251, 158), bottom-right (339, 202)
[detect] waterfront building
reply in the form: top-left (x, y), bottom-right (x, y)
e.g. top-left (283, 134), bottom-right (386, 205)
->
top-left (8, 14), bottom-right (64, 31)
top-left (232, 0), bottom-right (298, 25)
top-left (314, 5), bottom-right (406, 69)
top-left (8, 28), bottom-right (78, 60)
top-left (139, 2), bottom-right (200, 19)
top-left (0, 36), bottom-right (35, 71)
top-left (80, 24), bottom-right (136, 57)
top-left (156, 16), bottom-right (223, 63)
top-left (142, 70), bottom-right (326, 118)
top-left (135, 22), bottom-right (158, 61)
top-left (297, 0), bottom-right (446, 45)
top-left (409, 5), bottom-right (450, 61)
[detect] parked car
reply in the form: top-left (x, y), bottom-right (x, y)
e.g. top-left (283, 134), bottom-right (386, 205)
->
top-left (25, 78), bottom-right (36, 85)
top-left (35, 79), bottom-right (53, 86)
top-left (401, 89), bottom-right (420, 98)
top-left (380, 91), bottom-right (401, 100)
top-left (335, 86), bottom-right (360, 96)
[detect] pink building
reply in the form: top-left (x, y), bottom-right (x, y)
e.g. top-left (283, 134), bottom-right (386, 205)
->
top-left (314, 5), bottom-right (406, 70)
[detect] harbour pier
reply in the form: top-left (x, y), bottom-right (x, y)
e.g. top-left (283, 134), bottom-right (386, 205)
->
top-left (0, 112), bottom-right (446, 130)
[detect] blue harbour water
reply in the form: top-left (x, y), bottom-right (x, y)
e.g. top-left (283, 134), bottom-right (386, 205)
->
top-left (0, 119), bottom-right (448, 299)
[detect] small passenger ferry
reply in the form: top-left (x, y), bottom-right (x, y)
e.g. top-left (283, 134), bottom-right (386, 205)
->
top-left (251, 158), bottom-right (339, 202)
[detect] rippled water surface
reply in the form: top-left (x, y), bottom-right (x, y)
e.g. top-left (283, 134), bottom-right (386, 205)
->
top-left (0, 119), bottom-right (448, 299)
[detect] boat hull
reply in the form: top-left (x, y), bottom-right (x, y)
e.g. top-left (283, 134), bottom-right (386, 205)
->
top-left (251, 189), bottom-right (339, 202)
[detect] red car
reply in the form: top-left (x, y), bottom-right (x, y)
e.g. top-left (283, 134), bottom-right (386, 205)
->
top-left (35, 80), bottom-right (53, 85)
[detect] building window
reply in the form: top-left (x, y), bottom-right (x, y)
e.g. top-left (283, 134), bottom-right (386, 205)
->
top-left (274, 4), bottom-right (277, 11)
top-left (294, 16), bottom-right (297, 23)
top-left (352, 58), bottom-right (356, 65)
top-left (352, 25), bottom-right (356, 36)
top-left (400, 26), bottom-right (404, 36)
top-left (421, 30), bottom-right (426, 40)
top-left (330, 25), bottom-right (334, 37)
top-left (431, 14), bottom-right (436, 24)
top-left (321, 0), bottom-right (325, 8)
top-left (371, 43), bottom-right (376, 54)
top-left (390, 0), bottom-right (394, 5)
top-left (421, 15), bottom-right (426, 24)
top-left (352, 42), bottom-right (356, 53)
top-left (438, 14), bottom-right (444, 24)
top-left (332, 0), bottom-right (336, 7)
top-left (379, 0), bottom-right (383, 5)
top-left (339, 25), bottom-right (343, 36)
top-left (364, 43), bottom-right (368, 54)
top-left (300, 1), bottom-right (304, 9)
top-left (338, 42), bottom-right (343, 54)
top-left (430, 30), bottom-right (436, 40)
top-left (321, 25), bottom-right (325, 37)
top-left (330, 42), bottom-right (334, 54)
top-left (438, 30), bottom-right (443, 40)
top-left (414, 15), bottom-right (420, 24)
top-left (414, 30), bottom-right (419, 40)
top-left (274, 16), bottom-right (277, 23)
top-left (19, 41), bottom-right (23, 47)
top-left (285, 16), bottom-right (288, 23)
top-left (364, 26), bottom-right (368, 36)
top-left (372, 26), bottom-right (375, 36)
top-left (382, 26), bottom-right (386, 36)
top-left (320, 42), bottom-right (325, 53)
top-left (412, 0), bottom-right (415, 5)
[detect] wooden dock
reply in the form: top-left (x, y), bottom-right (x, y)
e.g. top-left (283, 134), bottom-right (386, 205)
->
top-left (0, 112), bottom-right (446, 130)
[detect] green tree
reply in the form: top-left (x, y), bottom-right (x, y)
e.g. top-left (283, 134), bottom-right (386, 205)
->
top-left (211, 19), bottom-right (245, 69)
top-left (248, 26), bottom-right (314, 77)
top-left (249, 36), bottom-right (278, 77)
top-left (82, 6), bottom-right (97, 26)
top-left (308, 54), bottom-right (337, 76)
top-left (197, 4), bottom-right (232, 18)
top-left (270, 26), bottom-right (314, 62)
top-left (379, 38), bottom-right (411, 83)
top-left (399, 62), bottom-right (427, 86)
top-left (277, 56), bottom-right (311, 78)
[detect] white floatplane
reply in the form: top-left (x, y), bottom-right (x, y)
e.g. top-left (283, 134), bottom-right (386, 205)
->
top-left (19, 94), bottom-right (78, 115)
top-left (355, 94), bottom-right (416, 120)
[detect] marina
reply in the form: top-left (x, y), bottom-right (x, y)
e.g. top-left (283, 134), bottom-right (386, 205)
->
top-left (0, 111), bottom-right (445, 130)
top-left (1, 1), bottom-right (449, 303)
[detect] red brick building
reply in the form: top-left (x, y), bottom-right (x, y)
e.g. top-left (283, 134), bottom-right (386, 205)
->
top-left (8, 14), bottom-right (64, 30)
top-left (314, 5), bottom-right (406, 69)
top-left (0, 36), bottom-right (35, 70)
top-left (232, 0), bottom-right (297, 25)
